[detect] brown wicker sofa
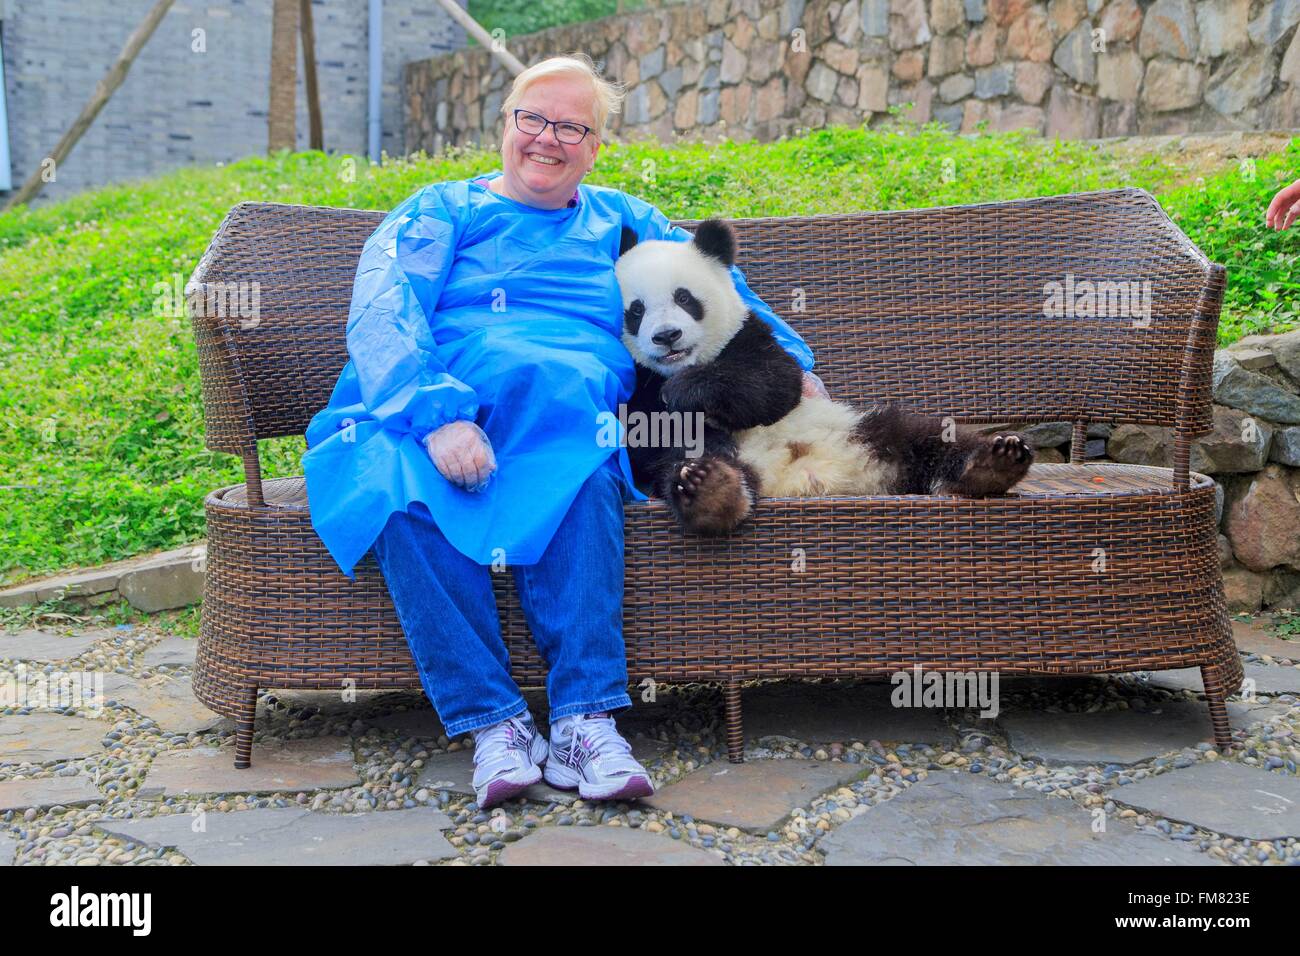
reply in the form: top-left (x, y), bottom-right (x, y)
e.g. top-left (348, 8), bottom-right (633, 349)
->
top-left (187, 187), bottom-right (1241, 770)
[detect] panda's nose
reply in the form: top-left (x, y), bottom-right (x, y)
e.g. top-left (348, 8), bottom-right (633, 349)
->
top-left (652, 327), bottom-right (682, 347)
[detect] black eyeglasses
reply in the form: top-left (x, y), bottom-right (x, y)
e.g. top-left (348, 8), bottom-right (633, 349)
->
top-left (512, 108), bottom-right (593, 145)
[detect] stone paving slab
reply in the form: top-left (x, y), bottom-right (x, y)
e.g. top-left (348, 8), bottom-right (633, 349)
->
top-left (1233, 619), bottom-right (1299, 659)
top-left (1242, 664), bottom-right (1300, 695)
top-left (821, 773), bottom-right (1220, 865)
top-left (0, 831), bottom-right (16, 866)
top-left (413, 734), bottom-right (669, 805)
top-left (141, 637), bottom-right (197, 669)
top-left (137, 736), bottom-right (360, 799)
top-left (0, 545), bottom-right (206, 611)
top-left (0, 713), bottom-right (111, 765)
top-left (0, 775), bottom-right (103, 812)
top-left (1144, 663), bottom-right (1300, 696)
top-left (999, 700), bottom-right (1288, 766)
top-left (0, 629), bottom-right (107, 663)
top-left (643, 759), bottom-right (866, 831)
top-left (101, 673), bottom-right (226, 735)
top-left (415, 749), bottom-right (575, 805)
top-left (116, 550), bottom-right (204, 612)
top-left (1111, 762), bottom-right (1300, 841)
top-left (741, 681), bottom-right (957, 746)
top-left (0, 567), bottom-right (122, 606)
top-left (498, 826), bottom-right (724, 865)
top-left (96, 806), bottom-right (456, 865)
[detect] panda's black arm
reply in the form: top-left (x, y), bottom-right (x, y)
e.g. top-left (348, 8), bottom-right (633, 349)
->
top-left (659, 314), bottom-right (804, 430)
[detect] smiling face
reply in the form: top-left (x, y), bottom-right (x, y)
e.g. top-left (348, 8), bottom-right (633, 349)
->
top-left (498, 75), bottom-right (601, 210)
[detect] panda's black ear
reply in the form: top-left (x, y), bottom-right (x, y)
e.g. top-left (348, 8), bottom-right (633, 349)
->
top-left (619, 226), bottom-right (640, 257)
top-left (692, 219), bottom-right (735, 268)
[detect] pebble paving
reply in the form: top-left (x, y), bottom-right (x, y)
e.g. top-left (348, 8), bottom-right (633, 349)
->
top-left (2, 618), bottom-right (1298, 866)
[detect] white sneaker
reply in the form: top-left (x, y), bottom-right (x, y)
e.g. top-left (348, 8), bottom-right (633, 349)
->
top-left (544, 712), bottom-right (655, 801)
top-left (470, 710), bottom-right (548, 809)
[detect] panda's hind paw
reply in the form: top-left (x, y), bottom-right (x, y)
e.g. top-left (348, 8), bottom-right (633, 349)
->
top-left (991, 434), bottom-right (1032, 465)
top-left (668, 456), bottom-right (754, 535)
top-left (673, 458), bottom-right (710, 499)
top-left (950, 433), bottom-right (1034, 496)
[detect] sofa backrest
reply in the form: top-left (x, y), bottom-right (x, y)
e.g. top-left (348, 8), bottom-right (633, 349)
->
top-left (188, 187), bottom-right (1221, 454)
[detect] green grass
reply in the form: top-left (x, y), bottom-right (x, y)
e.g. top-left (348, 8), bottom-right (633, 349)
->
top-left (465, 0), bottom-right (654, 42)
top-left (1, 122), bottom-right (1297, 586)
top-left (1273, 611), bottom-right (1300, 640)
top-left (0, 597), bottom-right (201, 639)
top-left (1162, 161), bottom-right (1300, 341)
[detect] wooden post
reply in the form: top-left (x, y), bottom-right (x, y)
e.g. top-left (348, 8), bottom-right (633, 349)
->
top-left (268, 0), bottom-right (300, 152)
top-left (2, 0), bottom-right (177, 211)
top-left (300, 0), bottom-right (324, 151)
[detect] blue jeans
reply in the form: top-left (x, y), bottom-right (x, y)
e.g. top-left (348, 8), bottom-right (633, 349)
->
top-left (371, 460), bottom-right (634, 737)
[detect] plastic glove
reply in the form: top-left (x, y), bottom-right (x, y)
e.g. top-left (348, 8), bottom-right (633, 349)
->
top-left (801, 370), bottom-right (830, 400)
top-left (424, 420), bottom-right (497, 492)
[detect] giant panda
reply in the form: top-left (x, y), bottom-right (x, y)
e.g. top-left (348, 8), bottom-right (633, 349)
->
top-left (614, 217), bottom-right (1034, 536)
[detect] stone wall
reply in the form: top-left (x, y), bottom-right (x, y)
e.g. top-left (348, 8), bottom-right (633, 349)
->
top-left (405, 0), bottom-right (1300, 151)
top-left (1, 0), bottom-right (466, 204)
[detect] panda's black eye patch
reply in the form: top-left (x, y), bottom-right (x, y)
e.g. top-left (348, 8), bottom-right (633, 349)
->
top-left (672, 287), bottom-right (703, 321)
top-left (624, 299), bottom-right (645, 334)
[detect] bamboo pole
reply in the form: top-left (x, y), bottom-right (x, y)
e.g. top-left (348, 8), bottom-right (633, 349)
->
top-left (431, 0), bottom-right (526, 74)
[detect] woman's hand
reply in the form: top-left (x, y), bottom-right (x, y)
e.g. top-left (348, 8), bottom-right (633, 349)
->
top-left (425, 420), bottom-right (497, 491)
top-left (1266, 178), bottom-right (1300, 230)
top-left (801, 371), bottom-right (829, 399)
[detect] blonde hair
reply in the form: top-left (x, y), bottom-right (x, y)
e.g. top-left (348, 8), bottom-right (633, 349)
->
top-left (501, 53), bottom-right (626, 141)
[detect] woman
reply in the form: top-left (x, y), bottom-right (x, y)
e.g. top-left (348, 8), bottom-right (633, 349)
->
top-left (301, 53), bottom-right (821, 809)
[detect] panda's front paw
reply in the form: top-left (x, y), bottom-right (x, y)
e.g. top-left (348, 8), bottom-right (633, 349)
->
top-left (659, 373), bottom-right (709, 416)
top-left (667, 456), bottom-right (755, 535)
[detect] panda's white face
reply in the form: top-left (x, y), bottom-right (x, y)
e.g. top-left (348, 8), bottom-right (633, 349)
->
top-left (614, 227), bottom-right (747, 378)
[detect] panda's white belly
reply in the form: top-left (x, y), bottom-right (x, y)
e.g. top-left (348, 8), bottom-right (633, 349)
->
top-left (733, 396), bottom-right (899, 496)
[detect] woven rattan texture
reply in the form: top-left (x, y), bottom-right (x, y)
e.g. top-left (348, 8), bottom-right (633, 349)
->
top-left (196, 468), bottom-right (1235, 694)
top-left (187, 188), bottom-right (1216, 453)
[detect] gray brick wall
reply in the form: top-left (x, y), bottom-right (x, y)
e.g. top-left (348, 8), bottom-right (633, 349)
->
top-left (1, 0), bottom-right (467, 204)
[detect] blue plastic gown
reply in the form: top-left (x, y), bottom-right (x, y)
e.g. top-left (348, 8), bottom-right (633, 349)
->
top-left (301, 171), bottom-right (815, 580)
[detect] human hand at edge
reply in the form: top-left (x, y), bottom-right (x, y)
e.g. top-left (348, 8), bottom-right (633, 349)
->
top-left (1266, 178), bottom-right (1300, 231)
top-left (801, 370), bottom-right (830, 399)
top-left (424, 420), bottom-right (497, 491)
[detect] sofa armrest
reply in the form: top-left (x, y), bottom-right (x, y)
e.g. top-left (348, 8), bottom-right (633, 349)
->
top-left (1172, 262), bottom-right (1226, 492)
top-left (187, 281), bottom-right (265, 506)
